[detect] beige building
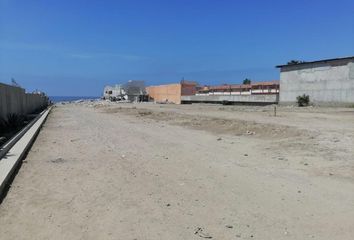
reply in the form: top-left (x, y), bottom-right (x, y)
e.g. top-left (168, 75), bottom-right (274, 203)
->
top-left (146, 81), bottom-right (197, 104)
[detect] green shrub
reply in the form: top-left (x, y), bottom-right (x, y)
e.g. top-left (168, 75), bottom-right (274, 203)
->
top-left (6, 113), bottom-right (25, 128)
top-left (296, 94), bottom-right (310, 107)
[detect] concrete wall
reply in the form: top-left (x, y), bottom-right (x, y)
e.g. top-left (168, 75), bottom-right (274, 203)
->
top-left (181, 82), bottom-right (197, 96)
top-left (146, 84), bottom-right (182, 104)
top-left (279, 59), bottom-right (354, 105)
top-left (181, 94), bottom-right (278, 104)
top-left (0, 83), bottom-right (48, 120)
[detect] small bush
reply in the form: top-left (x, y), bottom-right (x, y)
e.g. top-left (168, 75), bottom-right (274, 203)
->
top-left (0, 114), bottom-right (25, 133)
top-left (296, 94), bottom-right (310, 107)
top-left (6, 113), bottom-right (25, 128)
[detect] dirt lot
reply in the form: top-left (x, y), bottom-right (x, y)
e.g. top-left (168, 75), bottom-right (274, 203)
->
top-left (0, 102), bottom-right (353, 239)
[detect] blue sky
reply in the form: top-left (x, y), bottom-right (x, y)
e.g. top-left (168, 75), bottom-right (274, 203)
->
top-left (0, 0), bottom-right (353, 96)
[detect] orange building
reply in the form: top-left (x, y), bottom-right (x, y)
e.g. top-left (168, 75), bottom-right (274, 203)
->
top-left (146, 80), bottom-right (197, 104)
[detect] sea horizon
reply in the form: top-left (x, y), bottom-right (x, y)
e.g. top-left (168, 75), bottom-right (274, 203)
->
top-left (49, 96), bottom-right (100, 103)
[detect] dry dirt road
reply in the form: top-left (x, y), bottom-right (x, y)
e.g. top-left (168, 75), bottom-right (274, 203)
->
top-left (0, 102), bottom-right (353, 240)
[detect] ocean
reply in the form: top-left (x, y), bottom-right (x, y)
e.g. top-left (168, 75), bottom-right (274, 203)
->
top-left (49, 96), bottom-right (100, 103)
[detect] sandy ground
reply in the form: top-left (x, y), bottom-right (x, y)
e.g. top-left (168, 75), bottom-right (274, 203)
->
top-left (0, 102), bottom-right (353, 240)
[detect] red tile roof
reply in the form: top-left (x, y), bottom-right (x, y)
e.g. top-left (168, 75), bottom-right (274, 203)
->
top-left (200, 81), bottom-right (279, 91)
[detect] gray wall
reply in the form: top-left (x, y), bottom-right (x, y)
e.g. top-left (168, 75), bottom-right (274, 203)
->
top-left (279, 59), bottom-right (354, 105)
top-left (181, 94), bottom-right (278, 104)
top-left (0, 83), bottom-right (48, 120)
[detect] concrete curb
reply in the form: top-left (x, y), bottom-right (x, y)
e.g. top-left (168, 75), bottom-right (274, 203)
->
top-left (0, 107), bottom-right (51, 198)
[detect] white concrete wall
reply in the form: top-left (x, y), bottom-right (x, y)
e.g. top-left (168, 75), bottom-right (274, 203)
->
top-left (181, 94), bottom-right (278, 104)
top-left (279, 59), bottom-right (354, 105)
top-left (0, 83), bottom-right (48, 120)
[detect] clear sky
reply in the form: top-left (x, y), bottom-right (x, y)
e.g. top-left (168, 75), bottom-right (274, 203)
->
top-left (0, 0), bottom-right (353, 96)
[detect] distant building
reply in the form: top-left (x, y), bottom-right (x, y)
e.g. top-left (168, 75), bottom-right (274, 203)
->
top-left (196, 81), bottom-right (279, 96)
top-left (146, 80), bottom-right (197, 104)
top-left (103, 84), bottom-right (126, 101)
top-left (276, 56), bottom-right (354, 106)
top-left (103, 80), bottom-right (147, 102)
top-left (180, 81), bottom-right (279, 105)
top-left (123, 80), bottom-right (147, 102)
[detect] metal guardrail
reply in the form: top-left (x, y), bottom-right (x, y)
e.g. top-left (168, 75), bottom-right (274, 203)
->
top-left (0, 108), bottom-right (49, 160)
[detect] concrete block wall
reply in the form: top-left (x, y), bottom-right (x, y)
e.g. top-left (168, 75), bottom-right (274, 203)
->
top-left (146, 84), bottom-right (182, 104)
top-left (0, 83), bottom-right (48, 120)
top-left (279, 59), bottom-right (354, 106)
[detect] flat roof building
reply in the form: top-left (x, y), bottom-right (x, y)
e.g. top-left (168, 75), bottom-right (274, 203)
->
top-left (146, 80), bottom-right (197, 104)
top-left (197, 81), bottom-right (279, 95)
top-left (276, 56), bottom-right (354, 106)
top-left (181, 80), bottom-right (279, 105)
top-left (103, 84), bottom-right (125, 100)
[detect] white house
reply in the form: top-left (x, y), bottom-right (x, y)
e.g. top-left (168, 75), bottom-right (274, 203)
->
top-left (103, 84), bottom-right (126, 100)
